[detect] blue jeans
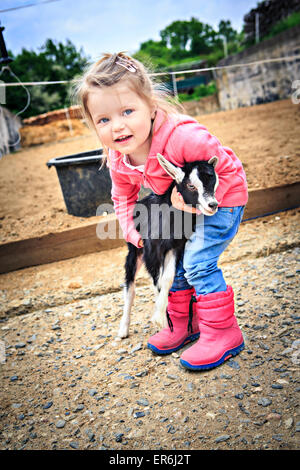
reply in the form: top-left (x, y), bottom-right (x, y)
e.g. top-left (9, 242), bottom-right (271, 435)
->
top-left (170, 206), bottom-right (245, 296)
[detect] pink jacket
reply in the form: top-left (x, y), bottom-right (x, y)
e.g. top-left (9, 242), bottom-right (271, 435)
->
top-left (108, 109), bottom-right (248, 247)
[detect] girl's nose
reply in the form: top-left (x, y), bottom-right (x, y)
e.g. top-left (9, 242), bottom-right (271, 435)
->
top-left (112, 117), bottom-right (125, 132)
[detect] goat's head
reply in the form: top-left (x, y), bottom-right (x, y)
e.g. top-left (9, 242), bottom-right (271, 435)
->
top-left (157, 153), bottom-right (219, 216)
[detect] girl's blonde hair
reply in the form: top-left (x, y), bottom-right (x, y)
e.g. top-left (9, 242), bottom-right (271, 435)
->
top-left (72, 52), bottom-right (183, 165)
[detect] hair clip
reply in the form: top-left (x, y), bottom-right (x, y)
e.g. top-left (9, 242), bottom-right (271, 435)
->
top-left (115, 57), bottom-right (137, 73)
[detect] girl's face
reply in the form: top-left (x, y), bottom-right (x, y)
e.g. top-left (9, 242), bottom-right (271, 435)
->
top-left (87, 83), bottom-right (156, 160)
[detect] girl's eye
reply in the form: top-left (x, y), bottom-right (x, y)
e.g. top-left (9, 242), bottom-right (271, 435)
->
top-left (98, 117), bottom-right (109, 124)
top-left (123, 109), bottom-right (133, 116)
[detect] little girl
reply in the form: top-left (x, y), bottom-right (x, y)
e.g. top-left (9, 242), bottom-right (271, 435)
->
top-left (75, 52), bottom-right (248, 370)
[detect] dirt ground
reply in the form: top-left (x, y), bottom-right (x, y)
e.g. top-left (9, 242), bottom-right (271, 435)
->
top-left (0, 99), bottom-right (299, 451)
top-left (0, 99), bottom-right (299, 243)
top-left (0, 210), bottom-right (299, 451)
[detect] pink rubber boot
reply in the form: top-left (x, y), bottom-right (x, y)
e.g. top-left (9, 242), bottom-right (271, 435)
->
top-left (147, 288), bottom-right (200, 354)
top-left (180, 286), bottom-right (244, 370)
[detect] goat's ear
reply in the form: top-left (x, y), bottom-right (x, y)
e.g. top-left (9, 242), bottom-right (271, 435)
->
top-left (208, 156), bottom-right (218, 168)
top-left (156, 153), bottom-right (185, 183)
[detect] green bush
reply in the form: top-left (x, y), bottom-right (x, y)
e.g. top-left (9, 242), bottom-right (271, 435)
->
top-left (178, 81), bottom-right (217, 102)
top-left (266, 11), bottom-right (300, 39)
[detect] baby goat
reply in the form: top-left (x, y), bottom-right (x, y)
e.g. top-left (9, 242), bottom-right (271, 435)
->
top-left (118, 153), bottom-right (219, 339)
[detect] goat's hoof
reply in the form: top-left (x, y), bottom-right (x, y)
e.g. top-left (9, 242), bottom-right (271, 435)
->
top-left (118, 334), bottom-right (128, 340)
top-left (118, 327), bottom-right (129, 339)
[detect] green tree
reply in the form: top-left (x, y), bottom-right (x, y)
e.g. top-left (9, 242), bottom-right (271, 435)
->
top-left (189, 18), bottom-right (219, 55)
top-left (218, 19), bottom-right (238, 43)
top-left (136, 17), bottom-right (240, 66)
top-left (3, 39), bottom-right (90, 118)
top-left (160, 20), bottom-right (191, 52)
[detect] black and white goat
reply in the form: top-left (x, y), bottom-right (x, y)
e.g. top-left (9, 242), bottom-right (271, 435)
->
top-left (118, 153), bottom-right (219, 339)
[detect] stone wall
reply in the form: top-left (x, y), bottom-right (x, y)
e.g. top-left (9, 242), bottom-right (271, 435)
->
top-left (215, 25), bottom-right (300, 110)
top-left (181, 94), bottom-right (220, 116)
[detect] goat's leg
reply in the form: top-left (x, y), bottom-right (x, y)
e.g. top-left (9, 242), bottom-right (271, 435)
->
top-left (118, 245), bottom-right (143, 338)
top-left (151, 250), bottom-right (176, 329)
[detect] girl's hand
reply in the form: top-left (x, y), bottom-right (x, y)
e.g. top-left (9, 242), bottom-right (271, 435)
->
top-left (138, 239), bottom-right (144, 248)
top-left (171, 187), bottom-right (201, 215)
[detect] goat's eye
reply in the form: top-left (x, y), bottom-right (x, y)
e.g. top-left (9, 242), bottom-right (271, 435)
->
top-left (187, 183), bottom-right (197, 191)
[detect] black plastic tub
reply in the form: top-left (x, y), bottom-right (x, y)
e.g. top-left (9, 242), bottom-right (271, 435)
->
top-left (47, 149), bottom-right (113, 217)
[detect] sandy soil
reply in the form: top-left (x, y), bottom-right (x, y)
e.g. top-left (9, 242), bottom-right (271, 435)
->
top-left (0, 99), bottom-right (299, 243)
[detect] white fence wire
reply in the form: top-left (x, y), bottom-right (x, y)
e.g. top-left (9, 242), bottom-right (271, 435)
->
top-left (0, 53), bottom-right (300, 86)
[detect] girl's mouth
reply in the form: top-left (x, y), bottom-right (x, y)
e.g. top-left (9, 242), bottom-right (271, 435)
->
top-left (115, 135), bottom-right (133, 143)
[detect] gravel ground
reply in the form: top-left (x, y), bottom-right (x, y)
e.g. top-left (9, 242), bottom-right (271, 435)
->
top-left (0, 210), bottom-right (299, 450)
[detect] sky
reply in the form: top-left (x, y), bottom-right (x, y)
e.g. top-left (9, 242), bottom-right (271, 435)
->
top-left (0, 0), bottom-right (259, 61)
